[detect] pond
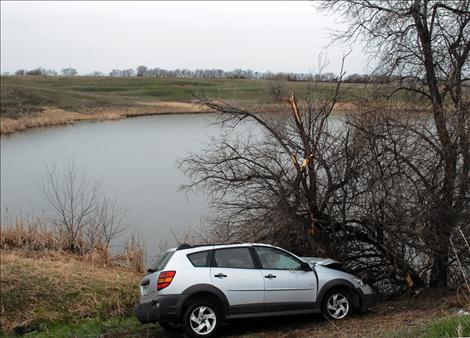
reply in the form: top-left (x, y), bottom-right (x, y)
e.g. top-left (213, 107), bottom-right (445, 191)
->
top-left (1, 114), bottom-right (221, 261)
top-left (1, 113), bottom-right (344, 263)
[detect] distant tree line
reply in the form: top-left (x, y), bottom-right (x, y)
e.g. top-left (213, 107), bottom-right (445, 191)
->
top-left (10, 66), bottom-right (419, 84)
top-left (14, 67), bottom-right (77, 76)
top-left (11, 67), bottom-right (469, 88)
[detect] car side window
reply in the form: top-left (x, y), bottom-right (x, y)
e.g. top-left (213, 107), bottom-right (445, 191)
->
top-left (255, 246), bottom-right (302, 270)
top-left (187, 250), bottom-right (210, 267)
top-left (213, 247), bottom-right (255, 269)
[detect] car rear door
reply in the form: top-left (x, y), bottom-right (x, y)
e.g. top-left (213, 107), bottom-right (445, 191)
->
top-left (254, 246), bottom-right (317, 312)
top-left (210, 246), bottom-right (265, 314)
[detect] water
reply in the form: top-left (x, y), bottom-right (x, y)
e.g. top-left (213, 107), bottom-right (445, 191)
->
top-left (1, 114), bottom-right (220, 261)
top-left (1, 113), bottom-right (343, 262)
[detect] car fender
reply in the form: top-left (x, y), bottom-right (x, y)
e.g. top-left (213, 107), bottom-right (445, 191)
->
top-left (317, 278), bottom-right (356, 305)
top-left (181, 283), bottom-right (230, 314)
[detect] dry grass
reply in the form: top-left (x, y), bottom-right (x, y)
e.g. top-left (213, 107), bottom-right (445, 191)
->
top-left (0, 102), bottom-right (210, 134)
top-left (0, 109), bottom-right (78, 134)
top-left (0, 249), bottom-right (141, 335)
top-left (0, 221), bottom-right (60, 252)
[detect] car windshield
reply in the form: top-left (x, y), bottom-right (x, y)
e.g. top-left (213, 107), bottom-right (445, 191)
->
top-left (147, 251), bottom-right (174, 273)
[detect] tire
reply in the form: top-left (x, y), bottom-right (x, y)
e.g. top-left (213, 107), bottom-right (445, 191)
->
top-left (183, 299), bottom-right (220, 337)
top-left (322, 288), bottom-right (352, 320)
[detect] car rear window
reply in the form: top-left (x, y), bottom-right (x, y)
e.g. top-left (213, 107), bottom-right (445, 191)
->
top-left (187, 250), bottom-right (210, 267)
top-left (148, 251), bottom-right (174, 272)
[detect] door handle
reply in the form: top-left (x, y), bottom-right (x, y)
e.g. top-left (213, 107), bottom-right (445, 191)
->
top-left (214, 273), bottom-right (227, 278)
top-left (264, 274), bottom-right (277, 279)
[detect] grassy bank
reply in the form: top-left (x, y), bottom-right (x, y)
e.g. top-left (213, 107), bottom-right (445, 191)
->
top-left (0, 76), bottom-right (375, 115)
top-left (0, 249), bottom-right (143, 336)
top-left (1, 76), bottom-right (403, 134)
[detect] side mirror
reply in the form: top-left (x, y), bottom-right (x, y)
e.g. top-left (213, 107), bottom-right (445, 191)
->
top-left (300, 261), bottom-right (312, 271)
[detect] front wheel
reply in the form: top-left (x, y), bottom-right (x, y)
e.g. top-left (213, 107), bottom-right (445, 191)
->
top-left (322, 289), bottom-right (352, 320)
top-left (183, 300), bottom-right (220, 337)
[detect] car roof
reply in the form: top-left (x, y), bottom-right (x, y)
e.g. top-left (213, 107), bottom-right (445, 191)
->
top-left (170, 243), bottom-right (276, 252)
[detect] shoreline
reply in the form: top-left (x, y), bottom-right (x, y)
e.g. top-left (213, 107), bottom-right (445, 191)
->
top-left (0, 110), bottom-right (213, 136)
top-left (0, 100), bottom-right (360, 135)
top-left (0, 101), bottom-right (211, 135)
top-left (1, 100), bottom-right (428, 136)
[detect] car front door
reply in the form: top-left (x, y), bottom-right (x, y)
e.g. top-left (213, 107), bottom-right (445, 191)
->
top-left (254, 246), bottom-right (317, 312)
top-left (210, 247), bottom-right (265, 314)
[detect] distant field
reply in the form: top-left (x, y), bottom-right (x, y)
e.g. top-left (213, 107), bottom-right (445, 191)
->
top-left (1, 76), bottom-right (434, 134)
top-left (0, 76), bottom-right (386, 118)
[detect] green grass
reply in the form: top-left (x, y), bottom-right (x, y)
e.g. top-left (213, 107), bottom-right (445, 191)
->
top-left (389, 315), bottom-right (470, 338)
top-left (1, 76), bottom-right (389, 118)
top-left (15, 316), bottom-right (160, 338)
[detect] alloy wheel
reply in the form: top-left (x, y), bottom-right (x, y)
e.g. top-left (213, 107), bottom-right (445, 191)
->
top-left (189, 305), bottom-right (217, 335)
top-left (326, 293), bottom-right (350, 319)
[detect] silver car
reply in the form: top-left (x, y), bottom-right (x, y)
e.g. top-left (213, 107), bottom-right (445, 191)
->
top-left (135, 243), bottom-right (375, 337)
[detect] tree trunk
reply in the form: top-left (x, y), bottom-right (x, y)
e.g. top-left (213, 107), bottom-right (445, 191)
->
top-left (429, 237), bottom-right (450, 287)
top-left (429, 210), bottom-right (453, 287)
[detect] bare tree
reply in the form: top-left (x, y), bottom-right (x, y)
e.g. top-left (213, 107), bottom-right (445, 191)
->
top-left (42, 162), bottom-right (101, 253)
top-left (61, 68), bottom-right (78, 76)
top-left (41, 162), bottom-right (129, 255)
top-left (265, 80), bottom-right (288, 102)
top-left (181, 57), bottom-right (367, 259)
top-left (96, 197), bottom-right (128, 250)
top-left (321, 0), bottom-right (470, 287)
top-left (136, 65), bottom-right (148, 77)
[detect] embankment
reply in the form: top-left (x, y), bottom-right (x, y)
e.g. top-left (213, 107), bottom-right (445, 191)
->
top-left (0, 249), bottom-right (141, 336)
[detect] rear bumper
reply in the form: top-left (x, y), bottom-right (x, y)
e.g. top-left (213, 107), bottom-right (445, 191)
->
top-left (135, 301), bottom-right (161, 323)
top-left (135, 294), bottom-right (188, 324)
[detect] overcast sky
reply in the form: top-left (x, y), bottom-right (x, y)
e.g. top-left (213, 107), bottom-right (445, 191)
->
top-left (1, 1), bottom-right (370, 75)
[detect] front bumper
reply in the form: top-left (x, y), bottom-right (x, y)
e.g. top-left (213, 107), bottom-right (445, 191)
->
top-left (135, 294), bottom-right (188, 324)
top-left (355, 285), bottom-right (376, 312)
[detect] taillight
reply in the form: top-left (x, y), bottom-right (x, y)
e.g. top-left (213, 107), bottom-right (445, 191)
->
top-left (157, 271), bottom-right (176, 290)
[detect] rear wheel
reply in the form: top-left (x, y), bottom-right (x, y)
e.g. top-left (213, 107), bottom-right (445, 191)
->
top-left (183, 300), bottom-right (220, 337)
top-left (322, 289), bottom-right (352, 320)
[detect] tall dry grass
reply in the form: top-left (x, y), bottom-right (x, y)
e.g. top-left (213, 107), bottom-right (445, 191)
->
top-left (1, 220), bottom-right (59, 251)
top-left (0, 220), bottom-right (145, 273)
top-left (115, 233), bottom-right (145, 274)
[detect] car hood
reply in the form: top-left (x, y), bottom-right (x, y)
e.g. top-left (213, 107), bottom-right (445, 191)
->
top-left (301, 256), bottom-right (342, 267)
